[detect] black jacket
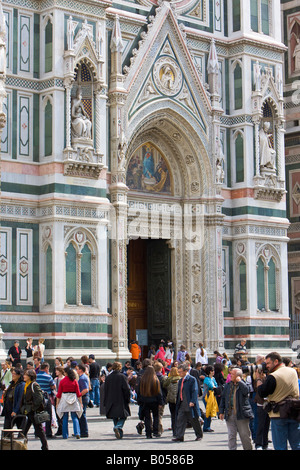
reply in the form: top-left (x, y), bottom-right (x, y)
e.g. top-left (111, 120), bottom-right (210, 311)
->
top-left (219, 380), bottom-right (254, 421)
top-left (103, 371), bottom-right (131, 419)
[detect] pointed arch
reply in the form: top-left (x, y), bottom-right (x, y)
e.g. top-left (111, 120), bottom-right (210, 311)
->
top-left (64, 228), bottom-right (98, 307)
top-left (256, 244), bottom-right (281, 312)
top-left (233, 61), bottom-right (243, 110)
top-left (237, 256), bottom-right (247, 311)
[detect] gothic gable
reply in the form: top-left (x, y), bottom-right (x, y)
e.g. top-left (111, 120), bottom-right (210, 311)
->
top-left (123, 2), bottom-right (211, 136)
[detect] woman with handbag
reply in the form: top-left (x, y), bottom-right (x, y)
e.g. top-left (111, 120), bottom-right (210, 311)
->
top-left (20, 369), bottom-right (49, 450)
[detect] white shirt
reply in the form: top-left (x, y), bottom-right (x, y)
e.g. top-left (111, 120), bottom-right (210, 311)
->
top-left (195, 347), bottom-right (208, 365)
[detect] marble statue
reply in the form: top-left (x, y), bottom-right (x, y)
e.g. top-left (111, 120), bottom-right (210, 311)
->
top-left (259, 121), bottom-right (276, 170)
top-left (71, 87), bottom-right (92, 140)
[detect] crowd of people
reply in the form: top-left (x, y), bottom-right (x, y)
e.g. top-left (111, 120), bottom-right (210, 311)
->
top-left (0, 337), bottom-right (300, 450)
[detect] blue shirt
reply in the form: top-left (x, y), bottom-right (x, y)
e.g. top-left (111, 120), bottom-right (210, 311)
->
top-left (78, 373), bottom-right (90, 396)
top-left (36, 371), bottom-right (55, 393)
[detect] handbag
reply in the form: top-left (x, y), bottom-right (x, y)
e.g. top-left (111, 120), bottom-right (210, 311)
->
top-left (33, 410), bottom-right (50, 424)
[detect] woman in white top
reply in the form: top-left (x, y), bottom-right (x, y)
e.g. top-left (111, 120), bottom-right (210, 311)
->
top-left (34, 338), bottom-right (45, 363)
top-left (195, 343), bottom-right (208, 365)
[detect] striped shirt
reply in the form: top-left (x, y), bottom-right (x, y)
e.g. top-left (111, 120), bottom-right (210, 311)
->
top-left (36, 371), bottom-right (55, 393)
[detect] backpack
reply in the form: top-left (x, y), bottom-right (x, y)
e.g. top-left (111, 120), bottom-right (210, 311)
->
top-left (31, 382), bottom-right (46, 412)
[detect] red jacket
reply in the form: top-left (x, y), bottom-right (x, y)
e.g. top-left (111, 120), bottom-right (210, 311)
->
top-left (56, 376), bottom-right (81, 399)
top-left (154, 347), bottom-right (166, 361)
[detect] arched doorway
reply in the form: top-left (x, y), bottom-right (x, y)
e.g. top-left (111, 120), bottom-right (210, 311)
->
top-left (121, 111), bottom-right (220, 357)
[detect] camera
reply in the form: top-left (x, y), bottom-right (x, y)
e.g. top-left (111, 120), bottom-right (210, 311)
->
top-left (242, 363), bottom-right (268, 375)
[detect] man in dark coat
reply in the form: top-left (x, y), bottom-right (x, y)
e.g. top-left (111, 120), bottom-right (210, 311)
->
top-left (103, 362), bottom-right (131, 439)
top-left (172, 363), bottom-right (203, 442)
top-left (219, 367), bottom-right (253, 450)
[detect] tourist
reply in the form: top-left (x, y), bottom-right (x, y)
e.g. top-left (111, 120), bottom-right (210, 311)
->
top-left (36, 362), bottom-right (56, 439)
top-left (8, 340), bottom-right (22, 367)
top-left (34, 356), bottom-right (41, 374)
top-left (195, 343), bottom-right (208, 366)
top-left (164, 344), bottom-right (174, 366)
top-left (135, 358), bottom-right (151, 435)
top-left (103, 362), bottom-right (131, 439)
top-left (34, 338), bottom-right (45, 363)
top-left (25, 338), bottom-right (34, 364)
top-left (137, 365), bottom-right (163, 438)
top-left (256, 352), bottom-right (300, 450)
top-left (88, 354), bottom-right (100, 407)
top-left (0, 361), bottom-right (12, 394)
top-left (202, 365), bottom-right (218, 432)
top-left (163, 366), bottom-right (180, 436)
top-left (176, 345), bottom-right (187, 363)
top-left (130, 340), bottom-right (141, 368)
top-left (189, 362), bottom-right (203, 397)
top-left (172, 362), bottom-right (203, 442)
top-left (56, 367), bottom-right (82, 439)
top-left (213, 350), bottom-right (223, 364)
top-left (254, 366), bottom-right (270, 450)
top-left (2, 367), bottom-right (25, 432)
top-left (53, 366), bottom-right (66, 437)
top-left (147, 344), bottom-right (156, 361)
top-left (219, 368), bottom-right (253, 450)
top-left (77, 364), bottom-right (90, 438)
top-left (154, 343), bottom-right (166, 362)
top-left (234, 339), bottom-right (247, 360)
top-left (154, 361), bottom-right (167, 434)
top-left (20, 369), bottom-right (49, 450)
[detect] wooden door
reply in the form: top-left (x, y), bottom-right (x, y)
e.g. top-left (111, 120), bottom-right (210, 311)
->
top-left (147, 239), bottom-right (172, 346)
top-left (127, 239), bottom-right (148, 353)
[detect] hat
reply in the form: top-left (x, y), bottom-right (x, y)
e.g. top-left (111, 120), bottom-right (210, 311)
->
top-left (71, 361), bottom-right (78, 368)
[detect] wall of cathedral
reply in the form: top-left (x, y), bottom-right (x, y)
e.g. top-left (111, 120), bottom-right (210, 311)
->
top-left (0, 0), bottom-right (113, 360)
top-left (281, 0), bottom-right (300, 350)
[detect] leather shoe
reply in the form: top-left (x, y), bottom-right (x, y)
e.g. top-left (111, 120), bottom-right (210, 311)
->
top-left (172, 437), bottom-right (184, 442)
top-left (195, 437), bottom-right (202, 441)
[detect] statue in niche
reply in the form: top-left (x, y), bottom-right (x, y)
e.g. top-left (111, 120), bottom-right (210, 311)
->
top-left (259, 121), bottom-right (276, 170)
top-left (293, 38), bottom-right (300, 71)
top-left (216, 158), bottom-right (224, 184)
top-left (67, 16), bottom-right (77, 51)
top-left (71, 87), bottom-right (92, 140)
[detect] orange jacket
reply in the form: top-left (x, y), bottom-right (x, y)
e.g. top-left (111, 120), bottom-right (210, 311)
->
top-left (130, 343), bottom-right (141, 360)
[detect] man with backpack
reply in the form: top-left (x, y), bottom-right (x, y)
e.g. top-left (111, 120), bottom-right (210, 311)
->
top-left (36, 362), bottom-right (56, 439)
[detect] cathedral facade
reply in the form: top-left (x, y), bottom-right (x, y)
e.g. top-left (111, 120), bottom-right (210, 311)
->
top-left (0, 0), bottom-right (293, 362)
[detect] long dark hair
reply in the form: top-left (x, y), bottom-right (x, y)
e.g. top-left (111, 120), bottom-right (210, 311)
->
top-left (65, 367), bottom-right (76, 381)
top-left (139, 366), bottom-right (161, 397)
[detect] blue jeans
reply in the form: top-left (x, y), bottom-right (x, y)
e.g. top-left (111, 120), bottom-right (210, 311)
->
top-left (79, 395), bottom-right (89, 436)
top-left (62, 412), bottom-right (80, 439)
top-left (271, 418), bottom-right (300, 450)
top-left (113, 418), bottom-right (126, 437)
top-left (202, 397), bottom-right (212, 431)
top-left (90, 378), bottom-right (100, 406)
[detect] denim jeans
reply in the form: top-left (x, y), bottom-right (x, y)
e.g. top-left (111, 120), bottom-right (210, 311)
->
top-left (202, 397), bottom-right (212, 431)
top-left (62, 412), bottom-right (80, 439)
top-left (79, 395), bottom-right (89, 436)
top-left (90, 378), bottom-right (100, 406)
top-left (271, 418), bottom-right (300, 450)
top-left (113, 418), bottom-right (126, 438)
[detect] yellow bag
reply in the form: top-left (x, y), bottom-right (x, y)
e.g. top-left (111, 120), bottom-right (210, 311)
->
top-left (205, 390), bottom-right (219, 418)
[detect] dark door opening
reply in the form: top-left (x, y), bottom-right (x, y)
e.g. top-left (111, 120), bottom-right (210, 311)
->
top-left (127, 238), bottom-right (172, 358)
